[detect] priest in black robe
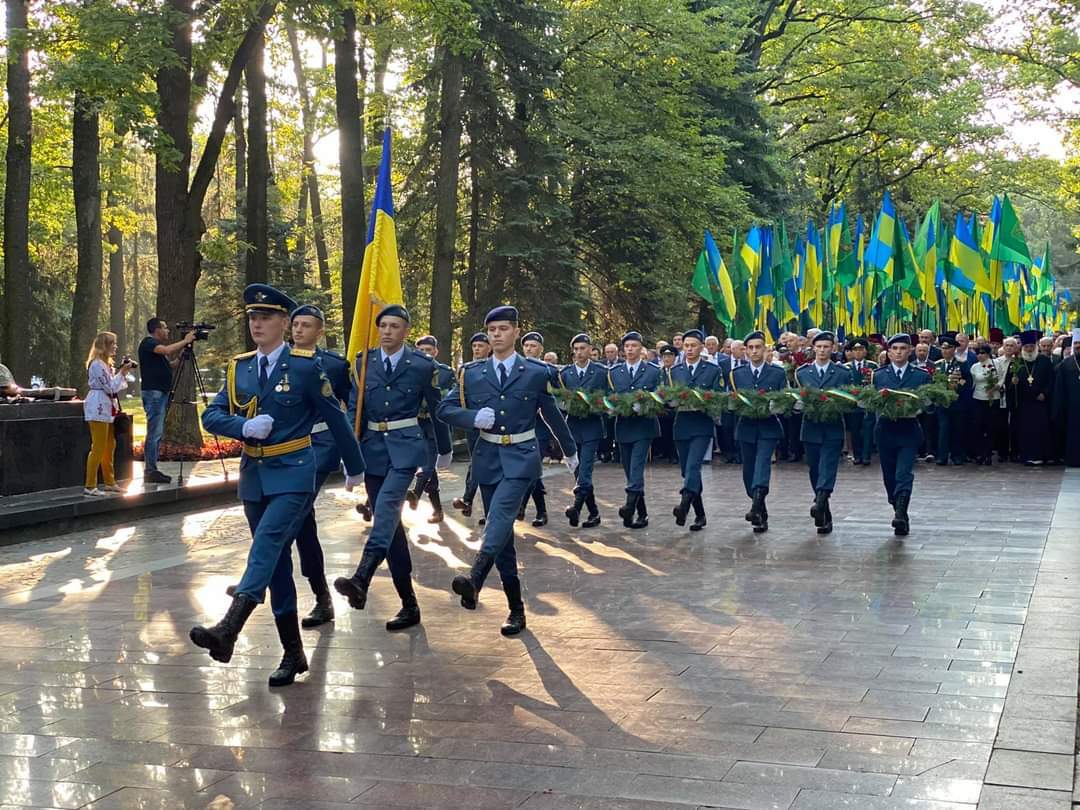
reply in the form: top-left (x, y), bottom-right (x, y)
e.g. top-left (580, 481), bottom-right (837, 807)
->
top-left (1052, 337), bottom-right (1080, 467)
top-left (1006, 330), bottom-right (1055, 466)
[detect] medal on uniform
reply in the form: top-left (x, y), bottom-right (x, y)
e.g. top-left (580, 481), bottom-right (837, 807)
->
top-left (281, 373), bottom-right (291, 392)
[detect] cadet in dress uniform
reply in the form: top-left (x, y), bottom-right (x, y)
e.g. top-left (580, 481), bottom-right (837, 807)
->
top-left (518, 331), bottom-right (555, 527)
top-left (452, 332), bottom-right (491, 517)
top-left (334, 305), bottom-right (453, 631)
top-left (666, 330), bottom-right (721, 531)
top-left (558, 332), bottom-right (610, 528)
top-left (609, 330), bottom-right (662, 529)
top-left (845, 337), bottom-right (877, 465)
top-left (730, 330), bottom-right (788, 533)
top-left (437, 306), bottom-right (578, 636)
top-left (192, 284), bottom-right (365, 687)
top-left (873, 333), bottom-right (931, 537)
top-left (654, 345), bottom-right (680, 463)
top-left (407, 335), bottom-right (456, 522)
top-left (795, 331), bottom-right (848, 534)
top-left (934, 332), bottom-right (973, 466)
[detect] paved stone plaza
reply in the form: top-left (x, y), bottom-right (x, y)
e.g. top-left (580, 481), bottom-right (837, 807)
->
top-left (0, 460), bottom-right (1076, 809)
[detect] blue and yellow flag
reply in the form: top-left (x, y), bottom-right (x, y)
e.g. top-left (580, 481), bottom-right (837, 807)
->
top-left (947, 212), bottom-right (980, 295)
top-left (865, 191), bottom-right (897, 281)
top-left (347, 128), bottom-right (404, 365)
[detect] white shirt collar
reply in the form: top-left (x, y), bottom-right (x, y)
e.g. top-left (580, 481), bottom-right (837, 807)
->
top-left (814, 360), bottom-right (830, 371)
top-left (492, 353), bottom-right (518, 376)
top-left (749, 362), bottom-right (766, 373)
top-left (380, 345), bottom-right (406, 369)
top-left (256, 342), bottom-right (287, 374)
top-left (627, 360), bottom-right (641, 375)
top-left (893, 362), bottom-right (909, 375)
top-left (574, 361), bottom-right (589, 373)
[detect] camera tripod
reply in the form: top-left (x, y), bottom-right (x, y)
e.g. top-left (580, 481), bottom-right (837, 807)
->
top-left (164, 344), bottom-right (230, 486)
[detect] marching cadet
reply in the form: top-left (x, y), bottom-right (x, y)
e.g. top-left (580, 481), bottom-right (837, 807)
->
top-left (407, 335), bottom-right (456, 522)
top-left (654, 345), bottom-right (679, 463)
top-left (845, 337), bottom-right (877, 465)
top-left (436, 306), bottom-right (578, 636)
top-left (934, 332), bottom-right (973, 466)
top-left (452, 332), bottom-right (491, 518)
top-left (730, 330), bottom-right (788, 533)
top-left (192, 284), bottom-right (365, 687)
top-left (518, 331), bottom-right (554, 527)
top-left (334, 305), bottom-right (453, 631)
top-left (559, 333), bottom-right (609, 528)
top-left (795, 331), bottom-right (848, 535)
top-left (666, 329), bottom-right (721, 531)
top-left (609, 330), bottom-right (662, 529)
top-left (873, 333), bottom-right (931, 537)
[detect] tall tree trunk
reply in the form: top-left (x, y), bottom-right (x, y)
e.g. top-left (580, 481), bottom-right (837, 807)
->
top-left (129, 229), bottom-right (141, 346)
top-left (295, 171), bottom-right (308, 274)
top-left (244, 28), bottom-right (268, 290)
top-left (369, 12), bottom-right (392, 149)
top-left (3, 0), bottom-right (32, 381)
top-left (288, 17), bottom-right (336, 347)
top-left (107, 126), bottom-right (127, 357)
top-left (429, 46), bottom-right (464, 354)
top-left (69, 91), bottom-right (105, 389)
top-left (335, 9), bottom-right (367, 346)
top-left (234, 85), bottom-right (246, 281)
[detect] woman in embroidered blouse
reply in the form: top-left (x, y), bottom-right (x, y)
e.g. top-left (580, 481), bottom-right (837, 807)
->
top-left (83, 331), bottom-right (133, 496)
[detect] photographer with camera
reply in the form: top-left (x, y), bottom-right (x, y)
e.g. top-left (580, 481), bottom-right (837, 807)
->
top-left (138, 318), bottom-right (197, 484)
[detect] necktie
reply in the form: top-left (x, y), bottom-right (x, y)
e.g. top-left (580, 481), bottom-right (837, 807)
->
top-left (259, 356), bottom-right (269, 389)
top-left (689, 364), bottom-right (696, 380)
top-left (499, 363), bottom-right (508, 387)
top-left (753, 367), bottom-right (760, 383)
top-left (896, 367), bottom-right (903, 382)
top-left (578, 368), bottom-right (585, 381)
top-left (818, 366), bottom-right (825, 381)
top-left (385, 357), bottom-right (393, 377)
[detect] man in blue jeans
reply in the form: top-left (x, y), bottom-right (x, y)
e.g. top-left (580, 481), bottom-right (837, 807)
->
top-left (138, 318), bottom-right (196, 483)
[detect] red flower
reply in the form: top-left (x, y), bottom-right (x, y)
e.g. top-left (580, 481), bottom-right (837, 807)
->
top-left (818, 394), bottom-right (828, 402)
top-left (757, 388), bottom-right (766, 394)
top-left (882, 389), bottom-right (891, 397)
top-left (679, 391), bottom-right (690, 400)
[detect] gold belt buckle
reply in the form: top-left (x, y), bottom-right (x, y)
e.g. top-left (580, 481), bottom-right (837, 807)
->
top-left (378, 421), bottom-right (388, 431)
top-left (250, 444), bottom-right (264, 458)
top-left (500, 434), bottom-right (512, 446)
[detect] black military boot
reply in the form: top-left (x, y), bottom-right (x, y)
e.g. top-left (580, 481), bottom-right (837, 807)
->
top-left (301, 576), bottom-right (335, 628)
top-left (500, 577), bottom-right (527, 636)
top-left (451, 550), bottom-right (496, 609)
top-left (386, 574), bottom-right (421, 631)
top-left (452, 496), bottom-right (473, 517)
top-left (531, 489), bottom-right (548, 527)
top-left (355, 500), bottom-right (373, 521)
top-left (582, 493), bottom-right (601, 528)
top-left (427, 491), bottom-right (445, 524)
top-left (405, 480), bottom-right (421, 510)
top-left (333, 547), bottom-right (386, 610)
top-left (618, 492), bottom-right (637, 528)
top-left (565, 493), bottom-right (586, 527)
top-left (517, 501), bottom-right (527, 521)
top-left (746, 489), bottom-right (763, 526)
top-left (630, 493), bottom-right (649, 529)
top-left (673, 491), bottom-right (693, 526)
top-left (892, 493), bottom-right (910, 537)
top-left (268, 612), bottom-right (309, 687)
top-left (751, 488), bottom-right (768, 533)
top-left (190, 594), bottom-right (258, 663)
top-left (690, 495), bottom-right (707, 532)
top-left (816, 491), bottom-right (833, 535)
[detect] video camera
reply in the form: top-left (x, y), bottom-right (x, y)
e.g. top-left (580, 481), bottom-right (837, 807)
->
top-left (175, 321), bottom-right (216, 341)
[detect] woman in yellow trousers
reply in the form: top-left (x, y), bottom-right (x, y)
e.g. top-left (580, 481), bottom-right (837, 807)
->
top-left (83, 332), bottom-right (134, 496)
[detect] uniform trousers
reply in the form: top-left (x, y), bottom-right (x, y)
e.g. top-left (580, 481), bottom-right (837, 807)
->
top-left (294, 470), bottom-right (331, 581)
top-left (478, 477), bottom-right (532, 581)
top-left (619, 439), bottom-right (651, 493)
top-left (875, 421), bottom-right (919, 503)
top-left (237, 491), bottom-right (314, 617)
top-left (740, 438), bottom-right (778, 496)
top-left (573, 439), bottom-right (599, 496)
top-left (362, 469), bottom-right (418, 577)
top-left (804, 438), bottom-right (842, 494)
top-left (676, 435), bottom-right (713, 495)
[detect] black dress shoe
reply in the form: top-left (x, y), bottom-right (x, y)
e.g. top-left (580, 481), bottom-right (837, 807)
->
top-left (452, 497), bottom-right (473, 516)
top-left (269, 613), bottom-right (309, 687)
top-left (531, 512), bottom-right (548, 528)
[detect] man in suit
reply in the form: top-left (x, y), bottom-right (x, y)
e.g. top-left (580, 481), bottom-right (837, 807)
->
top-left (730, 330), bottom-right (788, 532)
top-left (408, 335), bottom-right (457, 522)
top-left (608, 330), bottom-right (662, 529)
top-left (666, 329), bottom-right (722, 530)
top-left (934, 332), bottom-right (974, 466)
top-left (873, 333), bottom-right (931, 536)
top-left (334, 305), bottom-right (453, 632)
top-left (559, 333), bottom-right (609, 528)
top-left (193, 284), bottom-right (365, 687)
top-left (917, 329), bottom-right (943, 361)
top-left (437, 306), bottom-right (577, 635)
top-left (795, 331), bottom-right (848, 534)
top-left (452, 332), bottom-right (491, 517)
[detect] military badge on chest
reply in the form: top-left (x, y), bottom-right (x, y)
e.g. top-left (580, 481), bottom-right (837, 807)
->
top-left (275, 372), bottom-right (291, 393)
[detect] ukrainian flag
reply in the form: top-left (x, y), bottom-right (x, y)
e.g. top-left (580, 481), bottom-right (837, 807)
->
top-left (347, 129), bottom-right (404, 364)
top-left (865, 191), bottom-right (897, 281)
top-left (947, 212), bottom-right (980, 295)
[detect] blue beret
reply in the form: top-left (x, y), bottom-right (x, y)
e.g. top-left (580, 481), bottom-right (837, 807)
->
top-left (416, 335), bottom-right (438, 348)
top-left (887, 333), bottom-right (912, 347)
top-left (744, 330), bottom-right (766, 343)
top-left (682, 329), bottom-right (705, 343)
top-left (570, 333), bottom-right (591, 347)
top-left (485, 305), bottom-right (518, 325)
top-left (621, 330), bottom-right (644, 345)
top-left (290, 304), bottom-right (324, 322)
top-left (522, 331), bottom-right (544, 345)
top-left (469, 332), bottom-right (490, 345)
top-left (375, 304), bottom-right (410, 325)
top-left (244, 283), bottom-right (296, 315)
top-left (1019, 329), bottom-right (1042, 346)
top-left (812, 331), bottom-right (835, 344)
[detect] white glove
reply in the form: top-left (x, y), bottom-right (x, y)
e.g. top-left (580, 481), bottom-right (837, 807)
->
top-left (242, 414), bottom-right (274, 439)
top-left (344, 474), bottom-right (364, 492)
top-left (631, 402), bottom-right (642, 414)
top-left (563, 453), bottom-right (579, 474)
top-left (474, 407), bottom-right (495, 429)
top-left (794, 399), bottom-right (805, 413)
top-left (436, 452), bottom-right (453, 470)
